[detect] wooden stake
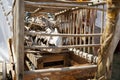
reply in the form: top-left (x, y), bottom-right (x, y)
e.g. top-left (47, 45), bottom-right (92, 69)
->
top-left (2, 62), bottom-right (7, 80)
top-left (15, 0), bottom-right (24, 80)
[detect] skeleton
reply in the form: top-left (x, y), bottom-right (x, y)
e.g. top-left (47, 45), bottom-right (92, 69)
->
top-left (25, 13), bottom-right (62, 53)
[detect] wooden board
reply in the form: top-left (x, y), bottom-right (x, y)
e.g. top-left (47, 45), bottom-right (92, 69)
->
top-left (25, 52), bottom-right (70, 69)
top-left (24, 64), bottom-right (96, 80)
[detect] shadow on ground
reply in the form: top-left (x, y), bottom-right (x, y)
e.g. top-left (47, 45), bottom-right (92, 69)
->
top-left (111, 53), bottom-right (120, 80)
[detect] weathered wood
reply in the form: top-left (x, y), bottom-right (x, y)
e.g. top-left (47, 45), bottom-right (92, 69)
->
top-left (39, 5), bottom-right (69, 9)
top-left (15, 0), bottom-right (24, 80)
top-left (24, 64), bottom-right (97, 74)
top-left (25, 44), bottom-right (101, 49)
top-left (96, 0), bottom-right (120, 80)
top-left (25, 1), bottom-right (105, 11)
top-left (106, 13), bottom-right (120, 79)
top-left (26, 53), bottom-right (69, 69)
top-left (24, 50), bottom-right (69, 54)
top-left (24, 65), bottom-right (96, 80)
top-left (56, 0), bottom-right (93, 4)
top-left (25, 31), bottom-right (102, 37)
top-left (2, 62), bottom-right (7, 80)
top-left (100, 5), bottom-right (105, 44)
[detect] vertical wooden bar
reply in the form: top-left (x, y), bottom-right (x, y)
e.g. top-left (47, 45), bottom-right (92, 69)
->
top-left (73, 12), bottom-right (75, 45)
top-left (83, 9), bottom-right (87, 52)
top-left (100, 5), bottom-right (105, 44)
top-left (92, 9), bottom-right (96, 54)
top-left (70, 12), bottom-right (72, 45)
top-left (63, 15), bottom-right (67, 34)
top-left (88, 9), bottom-right (91, 53)
top-left (79, 10), bottom-right (82, 50)
top-left (15, 0), bottom-right (24, 80)
top-left (13, 0), bottom-right (16, 54)
top-left (60, 16), bottom-right (62, 33)
top-left (76, 11), bottom-right (78, 45)
top-left (101, 5), bottom-right (104, 33)
top-left (2, 62), bottom-right (7, 80)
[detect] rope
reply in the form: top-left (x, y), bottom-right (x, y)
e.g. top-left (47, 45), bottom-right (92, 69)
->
top-left (95, 7), bottom-right (119, 80)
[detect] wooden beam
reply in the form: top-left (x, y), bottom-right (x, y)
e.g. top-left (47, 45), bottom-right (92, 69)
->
top-left (55, 7), bottom-right (106, 16)
top-left (24, 64), bottom-right (97, 74)
top-left (24, 50), bottom-right (69, 54)
top-left (24, 1), bottom-right (105, 11)
top-left (25, 44), bottom-right (100, 49)
top-left (25, 31), bottom-right (102, 37)
top-left (15, 0), bottom-right (24, 80)
top-left (95, 0), bottom-right (120, 80)
top-left (25, 1), bottom-right (93, 7)
top-left (2, 62), bottom-right (7, 80)
top-left (26, 5), bottom-right (70, 9)
top-left (107, 13), bottom-right (120, 79)
top-left (56, 0), bottom-right (93, 4)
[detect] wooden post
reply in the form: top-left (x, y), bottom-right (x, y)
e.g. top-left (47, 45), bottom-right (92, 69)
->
top-left (95, 0), bottom-right (120, 80)
top-left (15, 0), bottom-right (24, 80)
top-left (2, 62), bottom-right (7, 80)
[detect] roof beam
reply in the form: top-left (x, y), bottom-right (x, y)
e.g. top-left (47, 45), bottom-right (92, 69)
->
top-left (25, 1), bottom-right (90, 7)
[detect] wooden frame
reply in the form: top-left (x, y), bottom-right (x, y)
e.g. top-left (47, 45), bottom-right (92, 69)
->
top-left (14, 0), bottom-right (24, 80)
top-left (13, 0), bottom-right (120, 80)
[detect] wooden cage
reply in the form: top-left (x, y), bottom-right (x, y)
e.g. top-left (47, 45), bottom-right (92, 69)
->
top-left (10, 0), bottom-right (120, 80)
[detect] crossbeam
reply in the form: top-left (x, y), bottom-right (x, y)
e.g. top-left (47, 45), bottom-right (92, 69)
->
top-left (25, 1), bottom-right (85, 7)
top-left (25, 31), bottom-right (102, 37)
top-left (24, 64), bottom-right (97, 74)
top-left (25, 1), bottom-right (105, 11)
top-left (25, 44), bottom-right (101, 49)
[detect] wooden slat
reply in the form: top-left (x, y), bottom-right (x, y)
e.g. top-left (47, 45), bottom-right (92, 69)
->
top-left (24, 64), bottom-right (97, 74)
top-left (56, 0), bottom-right (93, 4)
top-left (25, 31), bottom-right (102, 37)
top-left (24, 50), bottom-right (69, 53)
top-left (25, 1), bottom-right (105, 11)
top-left (25, 44), bottom-right (101, 49)
top-left (2, 62), bottom-right (7, 80)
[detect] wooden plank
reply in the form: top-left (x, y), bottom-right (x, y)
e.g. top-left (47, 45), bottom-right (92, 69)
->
top-left (24, 65), bottom-right (96, 80)
top-left (25, 31), bottom-right (102, 37)
top-left (2, 62), bottom-right (7, 80)
top-left (25, 44), bottom-right (101, 49)
top-left (15, 0), bottom-right (24, 80)
top-left (24, 64), bottom-right (97, 74)
top-left (25, 1), bottom-right (105, 11)
top-left (56, 0), bottom-right (93, 4)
